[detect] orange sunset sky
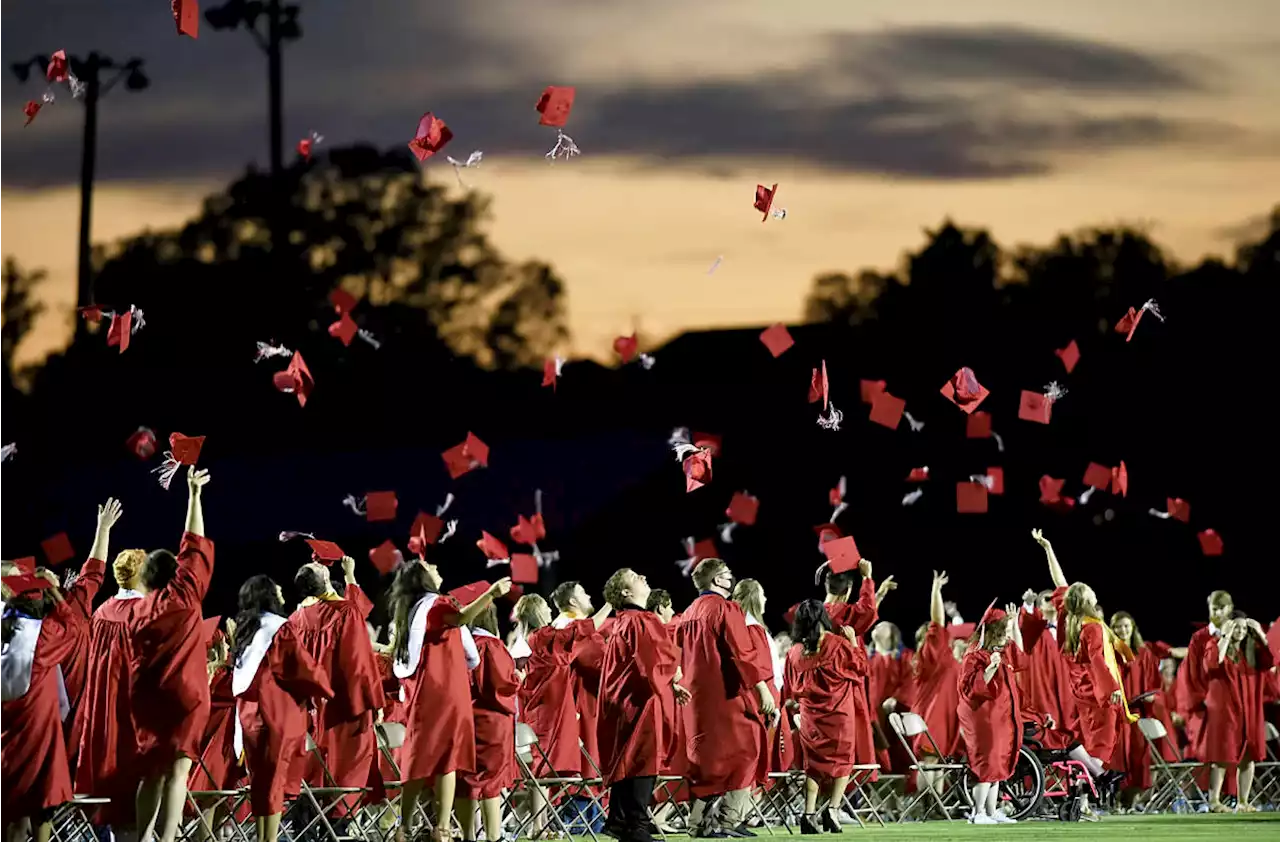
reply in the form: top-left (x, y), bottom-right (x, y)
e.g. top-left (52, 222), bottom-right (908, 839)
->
top-left (3, 1), bottom-right (1278, 368)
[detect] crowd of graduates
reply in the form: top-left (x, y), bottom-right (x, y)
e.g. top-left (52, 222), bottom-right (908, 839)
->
top-left (2, 468), bottom-right (1277, 842)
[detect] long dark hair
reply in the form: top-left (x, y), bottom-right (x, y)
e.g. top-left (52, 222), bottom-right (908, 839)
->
top-left (791, 599), bottom-right (832, 655)
top-left (390, 563), bottom-right (437, 663)
top-left (2, 594), bottom-right (50, 645)
top-left (230, 575), bottom-right (286, 663)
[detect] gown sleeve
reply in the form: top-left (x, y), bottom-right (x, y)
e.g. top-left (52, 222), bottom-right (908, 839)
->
top-left (721, 603), bottom-right (771, 688)
top-left (41, 556), bottom-right (107, 658)
top-left (164, 533), bottom-right (216, 609)
top-left (345, 583), bottom-right (375, 620)
top-left (1080, 624), bottom-right (1121, 704)
top-left (272, 623), bottom-right (335, 702)
top-left (1020, 607), bottom-right (1047, 653)
top-left (959, 651), bottom-right (998, 709)
top-left (851, 578), bottom-right (878, 636)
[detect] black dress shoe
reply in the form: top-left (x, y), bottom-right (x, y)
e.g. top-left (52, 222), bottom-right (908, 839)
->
top-left (820, 810), bottom-right (841, 833)
top-left (799, 815), bottom-right (822, 835)
top-left (726, 827), bottom-right (757, 838)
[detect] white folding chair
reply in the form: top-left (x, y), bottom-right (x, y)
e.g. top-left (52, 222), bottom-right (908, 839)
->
top-left (1137, 717), bottom-right (1207, 813)
top-left (282, 733), bottom-right (373, 842)
top-left (888, 712), bottom-right (967, 822)
top-left (504, 722), bottom-right (600, 841)
top-left (50, 796), bottom-right (110, 842)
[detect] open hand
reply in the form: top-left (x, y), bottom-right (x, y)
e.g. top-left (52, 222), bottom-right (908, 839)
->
top-left (1110, 690), bottom-right (1124, 706)
top-left (1031, 528), bottom-right (1049, 547)
top-left (878, 575), bottom-right (898, 595)
top-left (1022, 589), bottom-right (1037, 605)
top-left (37, 567), bottom-right (61, 588)
top-left (96, 497), bottom-right (124, 531)
top-left (934, 570), bottom-right (949, 588)
top-left (187, 467), bottom-right (211, 492)
top-left (489, 577), bottom-right (513, 598)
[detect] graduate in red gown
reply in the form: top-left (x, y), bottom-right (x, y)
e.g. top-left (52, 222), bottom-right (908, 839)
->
top-left (188, 625), bottom-right (242, 842)
top-left (550, 580), bottom-right (609, 776)
top-left (732, 578), bottom-right (794, 779)
top-left (131, 468), bottom-right (216, 842)
top-left (818, 559), bottom-right (879, 775)
top-left (3, 498), bottom-right (119, 842)
top-left (290, 556), bottom-right (385, 814)
top-left (677, 559), bottom-right (775, 836)
top-left (457, 602), bottom-right (520, 842)
top-left (644, 589), bottom-right (690, 820)
top-left (1017, 587), bottom-right (1080, 742)
top-left (909, 572), bottom-right (963, 783)
top-left (389, 561), bottom-right (511, 842)
top-left (1176, 590), bottom-right (1235, 756)
top-left (1197, 613), bottom-right (1275, 812)
top-left (1032, 529), bottom-right (1134, 798)
top-left (868, 620), bottom-right (914, 774)
top-left (1109, 611), bottom-right (1186, 807)
top-left (956, 603), bottom-right (1024, 825)
top-left (515, 593), bottom-right (611, 777)
top-left (231, 574), bottom-right (333, 842)
top-left (72, 547), bottom-right (147, 836)
top-left (782, 600), bottom-right (866, 835)
top-left (597, 568), bottom-right (688, 842)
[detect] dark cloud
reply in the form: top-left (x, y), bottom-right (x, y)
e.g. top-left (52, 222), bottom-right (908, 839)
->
top-left (1, 11), bottom-right (1240, 188)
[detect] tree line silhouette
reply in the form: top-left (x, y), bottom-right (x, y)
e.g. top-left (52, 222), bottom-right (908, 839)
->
top-left (2, 145), bottom-right (1277, 636)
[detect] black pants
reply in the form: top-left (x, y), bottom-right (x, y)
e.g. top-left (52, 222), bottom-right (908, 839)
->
top-left (608, 775), bottom-right (656, 833)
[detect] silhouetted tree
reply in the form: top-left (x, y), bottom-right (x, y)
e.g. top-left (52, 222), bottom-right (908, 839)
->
top-left (1, 258), bottom-right (49, 394)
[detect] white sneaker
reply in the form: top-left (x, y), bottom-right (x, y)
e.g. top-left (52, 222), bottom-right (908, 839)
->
top-left (970, 814), bottom-right (998, 825)
top-left (992, 813), bottom-right (1018, 824)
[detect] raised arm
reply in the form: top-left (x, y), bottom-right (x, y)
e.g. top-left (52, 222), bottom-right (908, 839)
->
top-left (88, 497), bottom-right (124, 563)
top-left (875, 575), bottom-right (897, 608)
top-left (590, 602), bottom-right (613, 630)
top-left (1005, 602), bottom-right (1024, 652)
top-left (185, 467), bottom-right (209, 536)
top-left (930, 570), bottom-right (947, 627)
top-left (1032, 529), bottom-right (1066, 589)
top-left (455, 578), bottom-right (513, 626)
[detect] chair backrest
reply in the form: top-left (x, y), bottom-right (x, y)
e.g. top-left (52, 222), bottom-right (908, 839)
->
top-left (1267, 721), bottom-right (1279, 741)
top-left (306, 733), bottom-right (317, 751)
top-left (378, 721), bottom-right (407, 749)
top-left (1137, 717), bottom-right (1167, 740)
top-left (515, 722), bottom-right (538, 765)
top-left (893, 711), bottom-right (929, 737)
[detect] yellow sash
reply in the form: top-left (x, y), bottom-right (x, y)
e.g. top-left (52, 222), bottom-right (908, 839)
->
top-left (1082, 617), bottom-right (1139, 723)
top-left (299, 591), bottom-right (343, 608)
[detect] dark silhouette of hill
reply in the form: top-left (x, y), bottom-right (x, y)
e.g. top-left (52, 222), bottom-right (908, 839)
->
top-left (2, 148), bottom-right (1277, 640)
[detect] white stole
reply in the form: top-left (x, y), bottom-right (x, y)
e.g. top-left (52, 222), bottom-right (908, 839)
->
top-left (392, 593), bottom-right (481, 683)
top-left (0, 614), bottom-right (70, 721)
top-left (232, 613), bottom-right (289, 759)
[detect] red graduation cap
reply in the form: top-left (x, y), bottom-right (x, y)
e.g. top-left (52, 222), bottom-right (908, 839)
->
top-left (1115, 307), bottom-right (1144, 342)
top-left (369, 540), bottom-right (404, 575)
top-left (305, 539), bottom-right (345, 565)
top-left (783, 603), bottom-right (800, 626)
top-left (408, 112), bottom-right (453, 162)
top-left (948, 622), bottom-right (977, 641)
top-left (1197, 529), bottom-right (1224, 557)
top-left (986, 467), bottom-right (1004, 496)
top-left (365, 491), bottom-right (398, 523)
top-left (966, 412), bottom-right (992, 439)
top-left (940, 367), bottom-right (989, 414)
top-left (330, 288), bottom-right (359, 314)
top-left (1083, 463), bottom-right (1112, 490)
top-left (476, 531), bottom-right (509, 561)
top-left (172, 0), bottom-right (199, 39)
top-left (691, 538), bottom-right (719, 564)
top-left (1055, 340), bottom-right (1080, 374)
top-left (828, 477), bottom-right (846, 508)
top-left (1018, 390), bottom-right (1052, 424)
top-left (410, 511), bottom-right (445, 546)
top-left (1167, 497), bottom-right (1191, 523)
top-left (868, 392), bottom-right (906, 430)
top-left (272, 351), bottom-right (314, 407)
top-left (126, 427), bottom-right (157, 460)
top-left (725, 491), bottom-right (759, 526)
top-left (613, 334), bottom-right (638, 364)
top-left (442, 433), bottom-right (489, 479)
top-left (814, 523), bottom-right (844, 545)
top-left (106, 310), bottom-right (132, 353)
top-left (692, 432), bottom-right (721, 456)
top-left (860, 379), bottom-right (887, 404)
top-left (511, 553), bottom-right (539, 584)
top-left (808, 361), bottom-right (829, 409)
top-left (907, 467), bottom-right (929, 482)
top-left (509, 514), bottom-right (547, 546)
top-left (12, 557), bottom-right (37, 575)
top-left (542, 357), bottom-right (560, 390)
top-left (463, 432), bottom-right (489, 466)
top-left (2, 573), bottom-right (54, 596)
top-left (78, 305), bottom-right (105, 324)
top-left (449, 580), bottom-right (492, 606)
top-left (170, 432), bottom-right (205, 466)
top-left (753, 183), bottom-right (777, 222)
top-left (24, 100), bottom-right (42, 127)
top-left (1111, 461), bottom-right (1128, 497)
top-left (821, 535), bottom-right (862, 574)
top-left (329, 313), bottom-right (358, 347)
top-left (46, 50), bottom-right (68, 83)
top-left (1039, 475), bottom-right (1067, 505)
top-left (759, 323), bottom-right (794, 358)
top-left (202, 616), bottom-right (222, 646)
top-left (683, 449), bottom-right (712, 493)
top-left (41, 533), bottom-right (75, 566)
top-left (535, 86), bottom-right (575, 128)
top-left (956, 482), bottom-right (989, 514)
top-left (297, 137), bottom-right (313, 160)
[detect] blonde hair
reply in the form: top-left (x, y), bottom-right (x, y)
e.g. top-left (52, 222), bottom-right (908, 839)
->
top-left (113, 549), bottom-right (147, 588)
top-left (691, 558), bottom-right (728, 591)
top-left (1063, 582), bottom-right (1094, 655)
top-left (732, 579), bottom-right (766, 626)
top-left (1109, 611), bottom-right (1145, 650)
top-left (1208, 590), bottom-right (1233, 610)
top-left (514, 594), bottom-right (551, 631)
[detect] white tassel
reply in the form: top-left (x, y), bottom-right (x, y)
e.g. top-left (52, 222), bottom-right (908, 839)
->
top-left (1044, 381), bottom-right (1068, 403)
top-left (771, 208), bottom-right (788, 220)
top-left (485, 557), bottom-right (512, 569)
top-left (440, 519), bottom-right (458, 543)
top-left (1080, 486), bottom-right (1097, 504)
top-left (436, 493), bottom-right (455, 517)
top-left (254, 341), bottom-right (292, 363)
top-left (813, 560), bottom-right (831, 586)
top-left (817, 404), bottom-right (843, 431)
top-left (1148, 508), bottom-right (1172, 520)
top-left (1141, 299), bottom-right (1165, 322)
top-left (534, 488), bottom-right (544, 516)
top-left (128, 305), bottom-right (146, 333)
top-left (1, 443), bottom-right (15, 462)
top-left (904, 411), bottom-right (925, 432)
top-left (534, 545), bottom-right (560, 568)
top-left (675, 537), bottom-right (697, 577)
top-left (152, 452), bottom-right (181, 491)
top-left (968, 474), bottom-right (995, 490)
top-left (707, 256), bottom-right (723, 275)
top-left (638, 353), bottom-right (656, 370)
top-left (719, 522), bottom-right (737, 544)
top-left (672, 442), bottom-right (702, 462)
top-left (357, 329), bottom-right (381, 350)
top-left (668, 428), bottom-right (692, 448)
top-left (993, 431), bottom-right (1005, 453)
top-left (446, 150), bottom-right (484, 188)
top-left (830, 501), bottom-right (849, 523)
top-left (545, 130), bottom-right (581, 161)
top-left (342, 495), bottom-right (366, 516)
top-left (278, 531), bottom-right (316, 542)
top-left (902, 489), bottom-right (924, 506)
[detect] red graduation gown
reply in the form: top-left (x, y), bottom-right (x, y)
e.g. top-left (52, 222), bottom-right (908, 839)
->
top-left (677, 593), bottom-right (769, 798)
top-left (458, 632), bottom-right (519, 799)
top-left (911, 623), bottom-right (960, 758)
top-left (745, 622), bottom-right (793, 778)
top-left (289, 585), bottom-right (385, 804)
top-left (401, 596), bottom-right (476, 780)
top-left (957, 646), bottom-right (1022, 783)
top-left (869, 646), bottom-right (915, 772)
top-left (189, 667), bottom-right (241, 792)
top-left (375, 652), bottom-right (404, 781)
top-left (657, 617), bottom-right (691, 797)
top-left (1195, 636), bottom-right (1275, 765)
top-left (2, 556), bottom-right (104, 820)
top-left (1176, 625), bottom-right (1216, 756)
top-left (1018, 607), bottom-right (1079, 739)
top-left (1115, 641), bottom-right (1178, 787)
top-left (821, 582), bottom-right (878, 771)
top-left (784, 633), bottom-right (864, 782)
top-left (519, 620), bottom-right (593, 775)
top-left (72, 592), bottom-right (144, 825)
top-left (238, 620), bottom-right (334, 814)
top-left (597, 607), bottom-right (680, 785)
top-left (1052, 589), bottom-right (1130, 767)
top-left (566, 619), bottom-right (607, 776)
top-left (130, 532), bottom-right (216, 772)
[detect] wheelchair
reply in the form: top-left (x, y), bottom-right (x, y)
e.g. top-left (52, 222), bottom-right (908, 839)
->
top-left (959, 721), bottom-right (1100, 821)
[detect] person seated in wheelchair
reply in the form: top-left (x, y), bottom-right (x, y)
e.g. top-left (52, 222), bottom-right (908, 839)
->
top-left (1019, 711), bottom-right (1105, 820)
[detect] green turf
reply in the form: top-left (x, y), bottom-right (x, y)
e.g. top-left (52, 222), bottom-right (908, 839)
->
top-left (569, 814), bottom-right (1280, 842)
